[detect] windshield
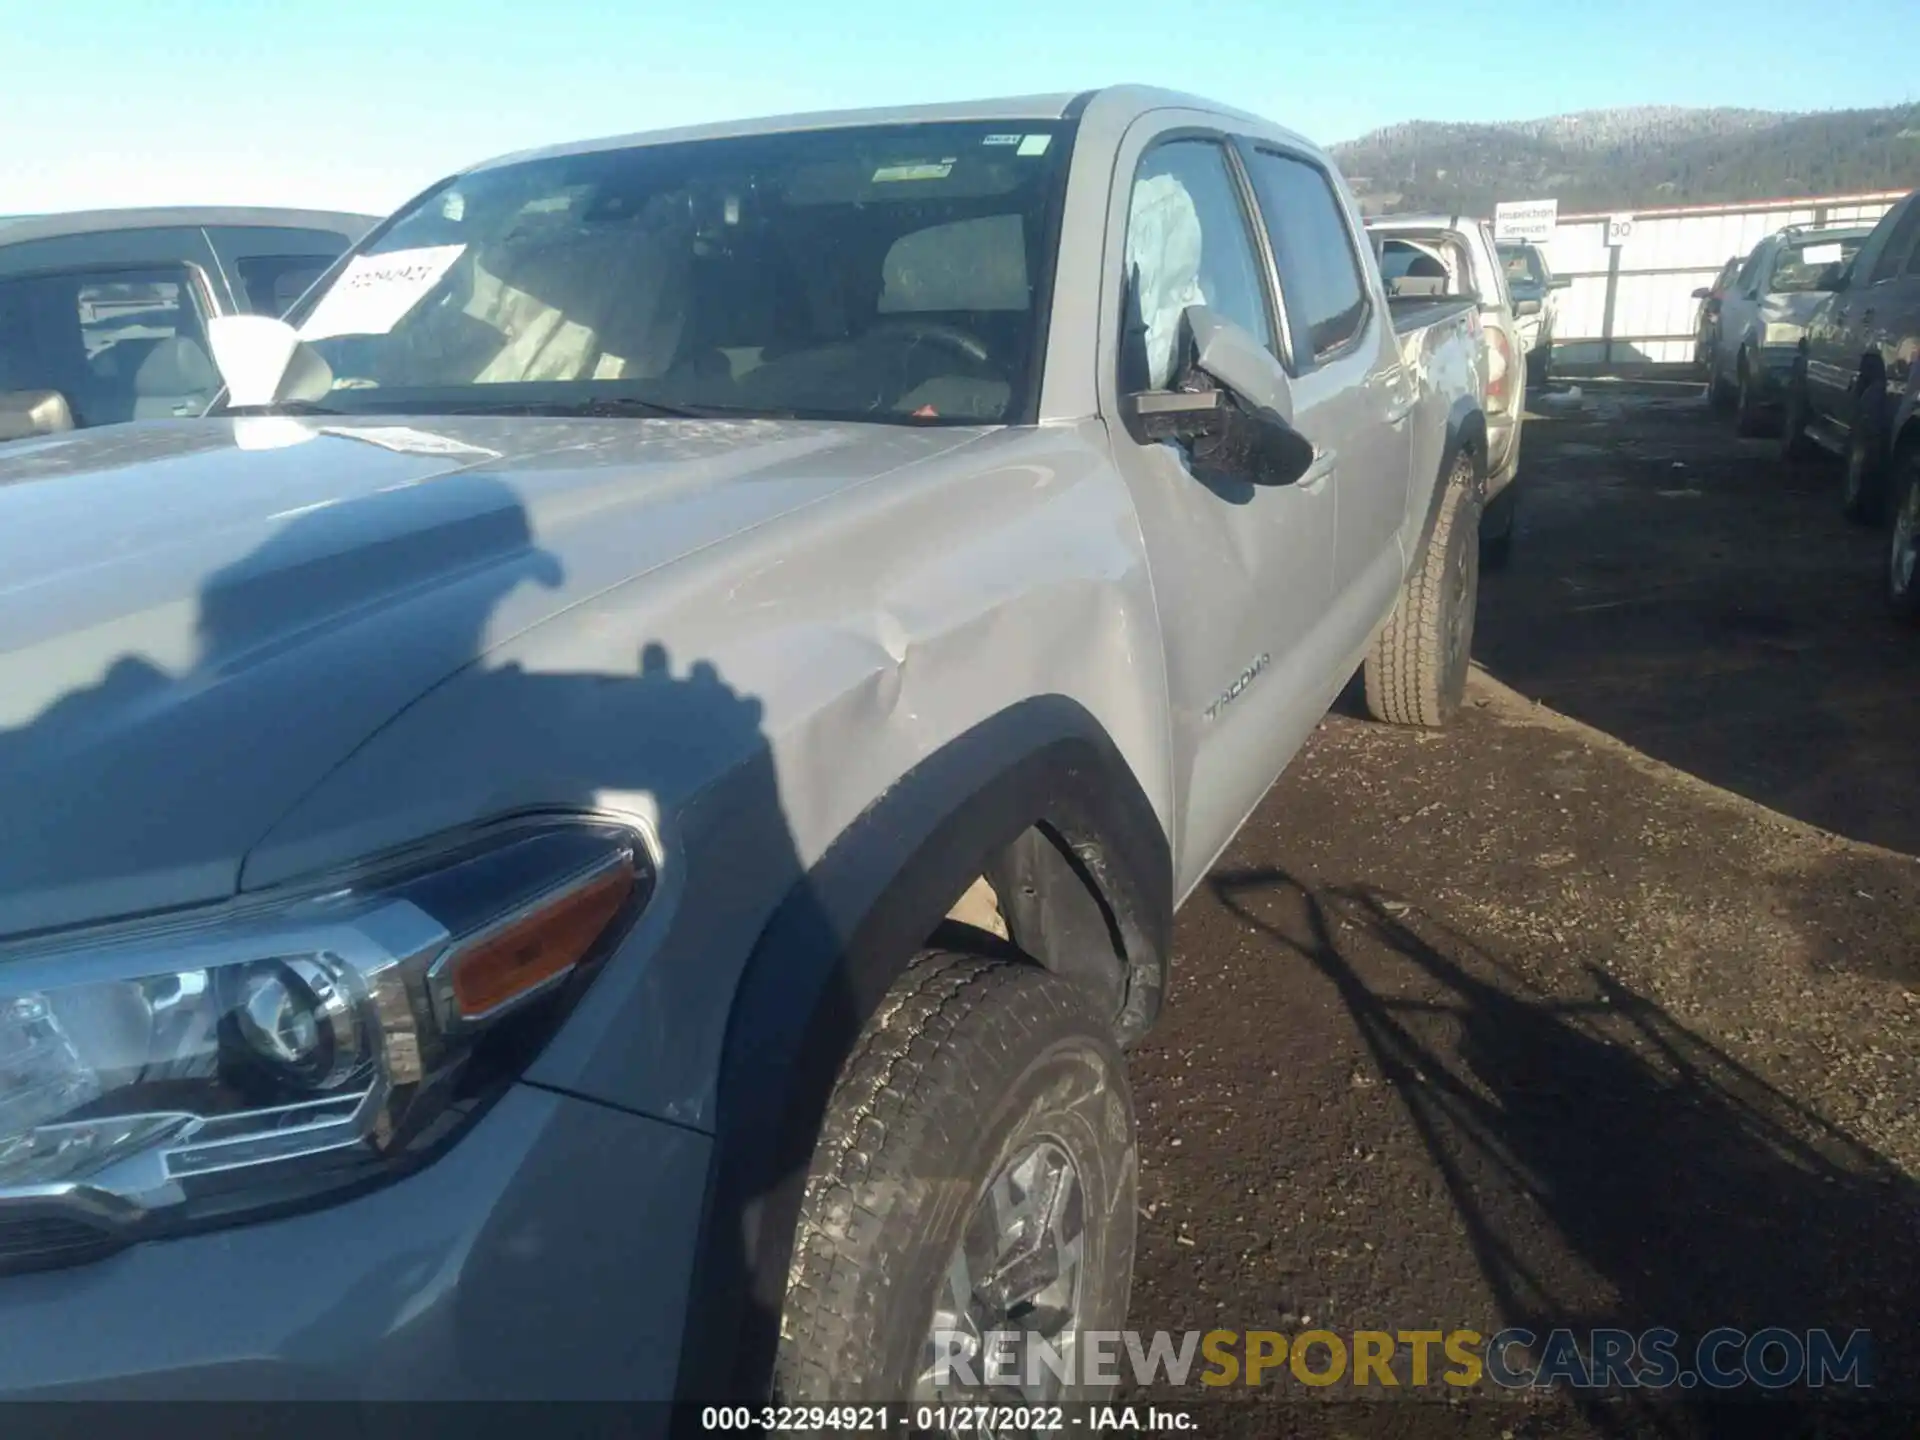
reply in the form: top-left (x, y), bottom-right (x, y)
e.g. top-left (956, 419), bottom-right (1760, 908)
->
top-left (1499, 244), bottom-right (1546, 288)
top-left (279, 122), bottom-right (1075, 425)
top-left (1769, 234), bottom-right (1869, 293)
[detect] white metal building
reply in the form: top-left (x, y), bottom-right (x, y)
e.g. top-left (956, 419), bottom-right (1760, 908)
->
top-left (1535, 190), bottom-right (1907, 373)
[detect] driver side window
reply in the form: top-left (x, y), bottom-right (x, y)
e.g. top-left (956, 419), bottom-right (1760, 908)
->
top-left (1122, 138), bottom-right (1272, 391)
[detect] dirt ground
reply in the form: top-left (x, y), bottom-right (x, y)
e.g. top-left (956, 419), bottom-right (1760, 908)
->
top-left (1123, 385), bottom-right (1920, 1438)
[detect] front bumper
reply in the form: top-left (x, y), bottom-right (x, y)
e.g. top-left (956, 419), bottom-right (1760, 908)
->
top-left (0, 1085), bottom-right (710, 1402)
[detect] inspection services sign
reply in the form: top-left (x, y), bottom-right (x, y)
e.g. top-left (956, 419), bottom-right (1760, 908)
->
top-left (1494, 199), bottom-right (1558, 243)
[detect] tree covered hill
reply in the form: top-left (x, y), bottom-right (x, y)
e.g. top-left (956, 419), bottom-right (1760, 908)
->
top-left (1332, 104), bottom-right (1920, 216)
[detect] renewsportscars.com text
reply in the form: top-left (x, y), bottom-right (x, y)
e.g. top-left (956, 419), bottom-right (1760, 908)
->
top-left (932, 1326), bottom-right (1873, 1391)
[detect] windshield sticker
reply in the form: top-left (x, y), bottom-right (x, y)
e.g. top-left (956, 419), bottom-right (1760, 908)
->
top-left (298, 244), bottom-right (466, 342)
top-left (983, 134), bottom-right (1021, 146)
top-left (1800, 243), bottom-right (1843, 266)
top-left (1017, 134), bottom-right (1052, 157)
top-left (873, 160), bottom-right (956, 182)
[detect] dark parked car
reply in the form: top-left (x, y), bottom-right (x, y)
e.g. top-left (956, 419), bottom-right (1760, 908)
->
top-left (1778, 188), bottom-right (1920, 615)
top-left (0, 207), bottom-right (373, 441)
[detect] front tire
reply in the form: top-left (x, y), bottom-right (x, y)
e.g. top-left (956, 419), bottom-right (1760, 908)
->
top-left (1889, 445), bottom-right (1920, 623)
top-left (1365, 448), bottom-right (1482, 728)
top-left (776, 952), bottom-right (1137, 1406)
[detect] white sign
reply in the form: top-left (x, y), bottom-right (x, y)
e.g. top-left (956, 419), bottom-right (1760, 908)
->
top-left (1607, 214), bottom-right (1635, 246)
top-left (1801, 242), bottom-right (1843, 266)
top-left (1494, 199), bottom-right (1558, 243)
top-left (298, 244), bottom-right (466, 342)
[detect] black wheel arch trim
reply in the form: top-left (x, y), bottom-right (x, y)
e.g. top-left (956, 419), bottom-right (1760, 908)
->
top-left (1415, 399), bottom-right (1489, 565)
top-left (671, 694), bottom-right (1172, 1409)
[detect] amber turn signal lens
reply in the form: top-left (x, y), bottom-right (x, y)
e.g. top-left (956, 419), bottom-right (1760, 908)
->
top-left (445, 861), bottom-right (636, 1020)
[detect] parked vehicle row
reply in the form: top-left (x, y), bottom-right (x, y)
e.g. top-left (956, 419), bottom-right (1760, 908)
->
top-left (1368, 213), bottom-right (1526, 565)
top-left (1695, 188), bottom-right (1920, 620)
top-left (0, 207), bottom-right (371, 440)
top-left (0, 86), bottom-right (1491, 1405)
top-left (1496, 238), bottom-right (1569, 386)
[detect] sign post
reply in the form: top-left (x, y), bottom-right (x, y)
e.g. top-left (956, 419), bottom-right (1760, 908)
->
top-left (1494, 199), bottom-right (1558, 244)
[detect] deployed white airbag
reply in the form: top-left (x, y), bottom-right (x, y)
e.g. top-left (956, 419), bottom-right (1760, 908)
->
top-left (1125, 173), bottom-right (1206, 389)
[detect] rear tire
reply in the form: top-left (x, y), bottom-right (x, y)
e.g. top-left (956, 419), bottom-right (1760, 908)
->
top-left (1480, 480), bottom-right (1518, 571)
top-left (1889, 444), bottom-right (1920, 623)
top-left (1841, 388), bottom-right (1888, 526)
top-left (1733, 354), bottom-right (1772, 437)
top-left (1365, 448), bottom-right (1481, 728)
top-left (1710, 364), bottom-right (1737, 414)
top-left (1779, 369), bottom-right (1818, 462)
top-left (776, 952), bottom-right (1137, 1405)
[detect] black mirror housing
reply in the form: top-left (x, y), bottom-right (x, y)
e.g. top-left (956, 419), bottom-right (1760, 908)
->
top-left (0, 389), bottom-right (75, 443)
top-left (1513, 298), bottom-right (1543, 318)
top-left (1130, 388), bottom-right (1316, 488)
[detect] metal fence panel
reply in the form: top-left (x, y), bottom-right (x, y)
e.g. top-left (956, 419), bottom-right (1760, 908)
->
top-left (1534, 190), bottom-right (1906, 373)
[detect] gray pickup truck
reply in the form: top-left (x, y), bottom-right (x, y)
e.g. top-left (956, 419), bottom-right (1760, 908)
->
top-left (0, 87), bottom-right (1486, 1408)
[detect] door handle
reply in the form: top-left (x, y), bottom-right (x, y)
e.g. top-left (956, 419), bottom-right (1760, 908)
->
top-left (1385, 401), bottom-right (1415, 427)
top-left (1299, 448), bottom-right (1337, 488)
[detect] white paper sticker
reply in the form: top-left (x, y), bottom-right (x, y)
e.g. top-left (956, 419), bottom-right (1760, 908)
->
top-left (873, 161), bottom-right (954, 182)
top-left (298, 244), bottom-right (466, 342)
top-left (1799, 243), bottom-right (1843, 266)
top-left (316, 425), bottom-right (500, 459)
top-left (1017, 134), bottom-right (1052, 157)
top-left (983, 134), bottom-right (1021, 146)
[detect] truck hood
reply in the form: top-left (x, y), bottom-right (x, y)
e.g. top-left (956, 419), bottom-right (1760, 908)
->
top-left (0, 414), bottom-right (981, 937)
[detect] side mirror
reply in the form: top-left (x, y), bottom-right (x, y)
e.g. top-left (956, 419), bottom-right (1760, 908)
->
top-left (1691, 287), bottom-right (1711, 300)
top-left (1818, 263), bottom-right (1849, 292)
top-left (1513, 298), bottom-right (1543, 318)
top-left (207, 313), bottom-right (334, 408)
top-left (0, 388), bottom-right (75, 442)
top-left (1549, 276), bottom-right (1572, 290)
top-left (1126, 306), bottom-right (1316, 488)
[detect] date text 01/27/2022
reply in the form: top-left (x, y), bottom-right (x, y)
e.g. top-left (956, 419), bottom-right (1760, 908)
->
top-left (696, 1406), bottom-right (1197, 1431)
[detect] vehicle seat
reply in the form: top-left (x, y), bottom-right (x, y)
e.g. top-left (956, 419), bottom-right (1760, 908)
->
top-left (1388, 252), bottom-right (1449, 298)
top-left (128, 335), bottom-right (219, 420)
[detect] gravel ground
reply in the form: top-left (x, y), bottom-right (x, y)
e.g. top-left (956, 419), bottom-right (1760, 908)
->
top-left (1121, 386), bottom-right (1920, 1438)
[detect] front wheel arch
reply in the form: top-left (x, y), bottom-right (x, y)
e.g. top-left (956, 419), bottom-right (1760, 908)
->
top-left (672, 698), bottom-right (1171, 1407)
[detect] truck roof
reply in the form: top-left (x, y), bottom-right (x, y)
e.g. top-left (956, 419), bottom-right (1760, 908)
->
top-left (1367, 213), bottom-right (1493, 231)
top-left (471, 85), bottom-right (1320, 176)
top-left (0, 206), bottom-right (378, 247)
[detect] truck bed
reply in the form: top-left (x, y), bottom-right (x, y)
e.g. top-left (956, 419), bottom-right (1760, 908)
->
top-left (1388, 294), bottom-right (1478, 334)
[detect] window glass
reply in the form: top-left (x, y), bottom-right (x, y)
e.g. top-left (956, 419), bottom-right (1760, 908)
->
top-left (1771, 235), bottom-right (1869, 293)
top-left (1736, 248), bottom-right (1767, 291)
top-left (234, 253), bottom-right (337, 317)
top-left (1868, 201), bottom-right (1920, 285)
top-left (281, 122), bottom-right (1072, 424)
top-left (0, 265), bottom-right (214, 427)
top-left (1123, 139), bottom-right (1272, 390)
top-left (1241, 149), bottom-right (1369, 360)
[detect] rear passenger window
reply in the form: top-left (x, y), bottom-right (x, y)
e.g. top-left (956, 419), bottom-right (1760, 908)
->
top-left (0, 265), bottom-right (216, 428)
top-left (233, 253), bottom-right (337, 317)
top-left (1122, 139), bottom-right (1272, 390)
top-left (1240, 149), bottom-right (1370, 362)
top-left (1869, 202), bottom-right (1920, 285)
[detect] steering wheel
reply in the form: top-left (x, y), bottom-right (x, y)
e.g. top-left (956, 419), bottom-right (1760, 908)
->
top-left (864, 318), bottom-right (994, 368)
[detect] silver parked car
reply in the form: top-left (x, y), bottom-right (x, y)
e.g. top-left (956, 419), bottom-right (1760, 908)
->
top-left (1709, 223), bottom-right (1874, 434)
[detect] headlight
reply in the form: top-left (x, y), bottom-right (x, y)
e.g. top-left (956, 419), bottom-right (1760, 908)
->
top-left (1764, 322), bottom-right (1804, 346)
top-left (0, 818), bottom-right (648, 1272)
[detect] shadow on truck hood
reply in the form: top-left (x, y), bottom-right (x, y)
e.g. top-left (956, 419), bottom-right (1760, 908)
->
top-left (0, 414), bottom-right (982, 937)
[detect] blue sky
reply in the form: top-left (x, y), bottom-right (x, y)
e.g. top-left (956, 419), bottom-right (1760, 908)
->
top-left (3, 0), bottom-right (1911, 217)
